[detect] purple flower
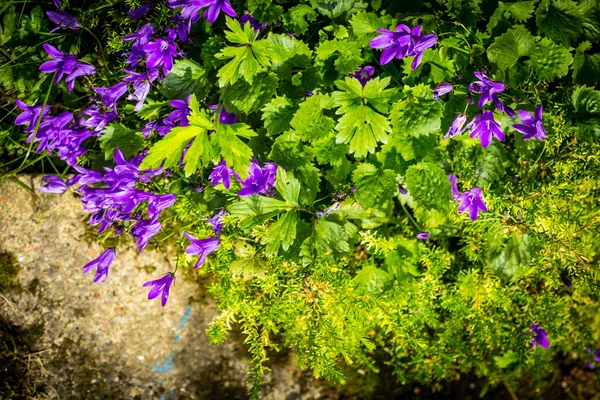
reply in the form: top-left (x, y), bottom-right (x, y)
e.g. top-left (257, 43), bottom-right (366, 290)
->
top-left (239, 14), bottom-right (267, 31)
top-left (456, 188), bottom-right (488, 221)
top-left (147, 194), bottom-right (176, 221)
top-left (93, 82), bottom-right (128, 111)
top-left (143, 273), bottom-right (175, 307)
top-left (38, 175), bottom-right (68, 193)
top-left (349, 66), bottom-right (375, 86)
top-left (131, 219), bottom-right (162, 251)
top-left (123, 69), bottom-right (160, 111)
top-left (122, 23), bottom-right (155, 46)
top-left (398, 184), bottom-right (408, 195)
top-left (209, 104), bottom-right (238, 124)
top-left (127, 3), bottom-right (151, 20)
top-left (433, 82), bottom-right (453, 100)
top-left (466, 92), bottom-right (474, 105)
top-left (79, 105), bottom-right (118, 133)
top-left (447, 174), bottom-right (460, 199)
top-left (168, 0), bottom-right (209, 26)
top-left (417, 232), bottom-right (430, 240)
top-left (204, 0), bottom-right (236, 24)
top-left (184, 233), bottom-right (220, 269)
top-left (513, 105), bottom-right (546, 141)
top-left (142, 38), bottom-right (178, 75)
top-left (316, 203), bottom-right (341, 217)
top-left (83, 248), bottom-right (115, 283)
top-left (202, 209), bottom-right (227, 235)
top-left (444, 114), bottom-right (468, 140)
top-left (468, 72), bottom-right (513, 116)
top-left (209, 160), bottom-right (236, 189)
top-left (39, 44), bottom-right (95, 91)
top-left (14, 100), bottom-right (49, 133)
top-left (46, 10), bottom-right (80, 32)
top-left (305, 91), bottom-right (313, 97)
top-left (530, 324), bottom-right (549, 349)
top-left (370, 24), bottom-right (436, 69)
top-left (237, 160), bottom-right (278, 197)
top-left (468, 111), bottom-right (504, 148)
top-left (68, 165), bottom-right (104, 186)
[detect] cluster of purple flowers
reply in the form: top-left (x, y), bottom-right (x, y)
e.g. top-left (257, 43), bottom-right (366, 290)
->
top-left (448, 174), bottom-right (488, 221)
top-left (208, 159), bottom-right (277, 197)
top-left (370, 24), bottom-right (437, 70)
top-left (168, 0), bottom-right (236, 26)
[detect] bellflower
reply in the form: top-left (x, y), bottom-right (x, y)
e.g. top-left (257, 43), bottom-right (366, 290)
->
top-left (205, 0), bottom-right (236, 24)
top-left (131, 219), bottom-right (162, 251)
top-left (38, 175), bottom-right (68, 193)
top-left (142, 38), bottom-right (179, 75)
top-left (447, 174), bottom-right (460, 200)
top-left (456, 188), bottom-right (487, 221)
top-left (14, 100), bottom-right (49, 133)
top-left (123, 69), bottom-right (160, 111)
top-left (93, 82), bottom-right (129, 111)
top-left (46, 10), bottom-right (80, 32)
top-left (143, 273), bottom-right (175, 307)
top-left (239, 14), bottom-right (268, 31)
top-left (79, 105), bottom-right (118, 133)
top-left (417, 232), bottom-right (430, 240)
top-left (513, 105), bottom-right (546, 141)
top-left (127, 3), bottom-right (151, 20)
top-left (147, 194), bottom-right (176, 221)
top-left (237, 160), bottom-right (278, 197)
top-left (202, 209), bottom-right (227, 235)
top-left (122, 23), bottom-right (155, 46)
top-left (530, 324), bottom-right (549, 349)
top-left (168, 0), bottom-right (209, 26)
top-left (39, 44), bottom-right (95, 91)
top-left (28, 111), bottom-right (73, 154)
top-left (398, 184), bottom-right (408, 195)
top-left (370, 24), bottom-right (436, 69)
top-left (165, 97), bottom-right (191, 127)
top-left (209, 160), bottom-right (236, 189)
top-left (468, 72), bottom-right (513, 116)
top-left (316, 203), bottom-right (341, 217)
top-left (83, 248), bottom-right (115, 283)
top-left (68, 165), bottom-right (104, 186)
top-left (184, 233), bottom-right (220, 269)
top-left (444, 114), bottom-right (468, 140)
top-left (349, 66), bottom-right (375, 86)
top-left (468, 111), bottom-right (504, 148)
top-left (433, 82), bottom-right (453, 100)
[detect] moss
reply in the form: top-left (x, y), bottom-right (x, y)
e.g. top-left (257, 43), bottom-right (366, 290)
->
top-left (0, 251), bottom-right (19, 293)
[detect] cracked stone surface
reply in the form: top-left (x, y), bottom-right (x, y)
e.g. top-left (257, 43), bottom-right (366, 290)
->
top-left (0, 175), bottom-right (323, 399)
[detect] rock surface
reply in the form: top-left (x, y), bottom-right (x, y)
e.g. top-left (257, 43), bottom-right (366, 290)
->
top-left (0, 175), bottom-right (322, 399)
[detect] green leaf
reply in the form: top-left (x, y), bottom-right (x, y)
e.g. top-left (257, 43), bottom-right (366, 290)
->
top-left (0, 5), bottom-right (16, 45)
top-left (487, 26), bottom-right (535, 71)
top-left (267, 34), bottom-right (313, 68)
top-left (316, 39), bottom-right (364, 75)
top-left (275, 167), bottom-right (301, 204)
top-left (246, 0), bottom-right (283, 23)
top-left (295, 163), bottom-right (321, 206)
top-left (487, 234), bottom-right (534, 281)
top-left (230, 242), bottom-right (267, 279)
top-left (228, 195), bottom-right (294, 229)
top-left (352, 163), bottom-right (397, 209)
top-left (312, 132), bottom-right (349, 166)
top-left (528, 37), bottom-right (573, 81)
top-left (573, 42), bottom-right (600, 85)
top-left (572, 85), bottom-right (600, 141)
top-left (580, 0), bottom-right (600, 42)
top-left (268, 131), bottom-right (314, 169)
top-left (160, 59), bottom-right (209, 100)
top-left (283, 4), bottom-right (317, 35)
top-left (216, 17), bottom-right (274, 86)
top-left (536, 0), bottom-right (583, 45)
top-left (261, 95), bottom-right (296, 136)
top-left (137, 99), bottom-right (169, 121)
top-left (213, 123), bottom-right (257, 179)
top-left (290, 94), bottom-right (336, 141)
top-left (487, 1), bottom-right (535, 32)
top-left (473, 144), bottom-right (509, 187)
top-left (353, 264), bottom-right (390, 294)
top-left (381, 132), bottom-right (438, 175)
top-left (310, 0), bottom-right (367, 18)
top-left (349, 11), bottom-right (387, 46)
top-left (99, 123), bottom-right (145, 161)
top-left (494, 351), bottom-right (518, 369)
top-left (333, 77), bottom-right (395, 158)
top-left (220, 72), bottom-right (278, 114)
top-left (405, 162), bottom-right (452, 211)
top-left (391, 84), bottom-right (443, 138)
top-left (266, 211), bottom-right (299, 255)
top-left (301, 219), bottom-right (350, 259)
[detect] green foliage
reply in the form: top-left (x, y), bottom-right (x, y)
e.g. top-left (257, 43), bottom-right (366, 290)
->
top-left (391, 84), bottom-right (442, 138)
top-left (99, 123), bottom-right (145, 160)
top-left (405, 162), bottom-right (452, 211)
top-left (572, 86), bottom-right (600, 141)
top-left (160, 59), bottom-right (209, 100)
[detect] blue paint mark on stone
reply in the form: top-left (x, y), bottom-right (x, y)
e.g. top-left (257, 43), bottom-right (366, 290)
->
top-left (179, 306), bottom-right (192, 329)
top-left (175, 335), bottom-right (180, 341)
top-left (153, 354), bottom-right (175, 373)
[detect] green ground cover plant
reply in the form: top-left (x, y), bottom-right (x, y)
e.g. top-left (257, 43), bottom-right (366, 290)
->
top-left (1, 0), bottom-right (600, 398)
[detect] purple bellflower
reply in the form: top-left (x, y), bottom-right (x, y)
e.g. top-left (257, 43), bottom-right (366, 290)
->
top-left (445, 114), bottom-right (468, 140)
top-left (38, 175), bottom-right (68, 193)
top-left (370, 24), bottom-right (436, 69)
top-left (142, 38), bottom-right (179, 75)
top-left (79, 105), bottom-right (118, 133)
top-left (122, 23), bottom-right (155, 46)
top-left (209, 160), bottom-right (236, 189)
top-left (468, 72), bottom-right (514, 116)
top-left (239, 14), bottom-right (268, 31)
top-left (457, 188), bottom-right (488, 221)
top-left (585, 347), bottom-right (600, 362)
top-left (131, 219), bottom-right (162, 251)
top-left (168, 0), bottom-right (208, 26)
top-left (349, 66), bottom-right (375, 86)
top-left (14, 100), bottom-right (49, 133)
top-left (237, 160), bottom-right (278, 196)
top-left (433, 82), bottom-right (453, 100)
top-left (205, 0), bottom-right (236, 24)
top-left (468, 111), bottom-right (504, 148)
top-left (39, 44), bottom-right (95, 91)
top-left (315, 203), bottom-right (341, 217)
top-left (184, 232), bottom-right (220, 269)
top-left (530, 324), bottom-right (549, 349)
top-left (448, 174), bottom-right (460, 200)
top-left (143, 273), bottom-right (175, 307)
top-left (202, 209), bottom-right (227, 235)
top-left (209, 104), bottom-right (238, 124)
top-left (398, 184), bottom-right (408, 195)
top-left (93, 82), bottom-right (129, 111)
top-left (83, 248), bottom-right (115, 283)
top-left (147, 194), bottom-right (176, 221)
top-left (417, 232), bottom-right (430, 240)
top-left (513, 105), bottom-right (546, 141)
top-left (127, 3), bottom-right (151, 20)
top-left (123, 69), bottom-right (160, 111)
top-left (46, 10), bottom-right (80, 32)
